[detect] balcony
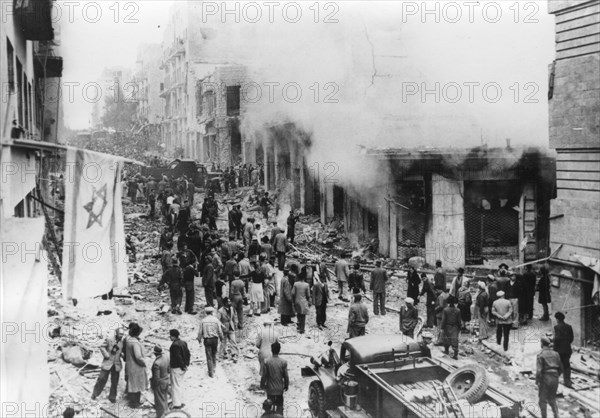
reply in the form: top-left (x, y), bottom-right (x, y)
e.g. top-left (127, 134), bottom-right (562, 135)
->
top-left (34, 42), bottom-right (63, 78)
top-left (15, 0), bottom-right (54, 41)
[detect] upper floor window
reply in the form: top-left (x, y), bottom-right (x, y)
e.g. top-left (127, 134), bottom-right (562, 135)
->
top-left (226, 85), bottom-right (240, 116)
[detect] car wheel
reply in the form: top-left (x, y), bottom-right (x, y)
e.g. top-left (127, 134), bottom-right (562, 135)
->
top-left (445, 364), bottom-right (489, 404)
top-left (308, 380), bottom-right (327, 418)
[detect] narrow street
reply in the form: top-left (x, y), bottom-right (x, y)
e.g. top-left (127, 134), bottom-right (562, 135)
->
top-left (2, 2), bottom-right (600, 418)
top-left (44, 187), bottom-right (599, 418)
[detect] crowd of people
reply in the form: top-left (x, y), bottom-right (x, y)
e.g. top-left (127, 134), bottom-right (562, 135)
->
top-left (88, 174), bottom-right (574, 418)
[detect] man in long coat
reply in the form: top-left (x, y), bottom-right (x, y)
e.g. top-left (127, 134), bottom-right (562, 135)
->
top-left (440, 296), bottom-right (461, 360)
top-left (312, 275), bottom-right (329, 329)
top-left (292, 275), bottom-right (311, 334)
top-left (124, 323), bottom-right (147, 408)
top-left (151, 345), bottom-right (170, 418)
top-left (278, 271), bottom-right (295, 326)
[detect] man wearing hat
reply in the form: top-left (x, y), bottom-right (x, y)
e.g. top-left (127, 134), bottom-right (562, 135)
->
top-left (536, 336), bottom-right (562, 418)
top-left (399, 297), bottom-right (418, 338)
top-left (492, 290), bottom-right (513, 351)
top-left (151, 345), bottom-right (170, 418)
top-left (197, 307), bottom-right (223, 378)
top-left (553, 312), bottom-right (574, 388)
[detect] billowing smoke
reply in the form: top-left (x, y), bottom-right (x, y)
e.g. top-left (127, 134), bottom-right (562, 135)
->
top-left (192, 1), bottom-right (553, 201)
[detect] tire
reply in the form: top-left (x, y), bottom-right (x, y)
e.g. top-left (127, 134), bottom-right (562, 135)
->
top-left (444, 364), bottom-right (489, 404)
top-left (308, 380), bottom-right (327, 418)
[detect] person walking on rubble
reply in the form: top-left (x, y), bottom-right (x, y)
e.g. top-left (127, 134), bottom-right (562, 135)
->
top-left (203, 254), bottom-right (216, 308)
top-left (197, 306), bottom-right (223, 378)
top-left (347, 291), bottom-right (369, 338)
top-left (169, 329), bottom-right (190, 410)
top-left (553, 312), bottom-right (574, 388)
top-left (158, 258), bottom-right (184, 315)
top-left (217, 297), bottom-right (240, 361)
top-left (124, 323), bottom-right (147, 408)
top-left (183, 262), bottom-right (198, 315)
top-left (292, 272), bottom-right (311, 334)
top-left (335, 253), bottom-right (350, 302)
top-left (312, 273), bottom-right (329, 329)
top-left (440, 296), bottom-right (461, 360)
top-left (91, 328), bottom-right (124, 403)
top-left (261, 342), bottom-right (289, 416)
top-left (151, 345), bottom-right (170, 418)
top-left (536, 336), bottom-right (562, 418)
top-left (273, 228), bottom-right (289, 271)
top-left (370, 260), bottom-right (388, 315)
top-left (349, 262), bottom-right (365, 295)
top-left (492, 290), bottom-right (513, 352)
top-left (257, 320), bottom-right (280, 376)
top-left (286, 210), bottom-right (300, 245)
top-left (434, 288), bottom-right (450, 345)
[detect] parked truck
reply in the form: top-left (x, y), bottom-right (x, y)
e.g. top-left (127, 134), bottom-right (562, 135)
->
top-left (141, 159), bottom-right (221, 188)
top-left (302, 334), bottom-right (521, 418)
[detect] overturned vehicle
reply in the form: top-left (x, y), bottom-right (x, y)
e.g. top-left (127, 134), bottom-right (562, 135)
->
top-left (302, 334), bottom-right (521, 418)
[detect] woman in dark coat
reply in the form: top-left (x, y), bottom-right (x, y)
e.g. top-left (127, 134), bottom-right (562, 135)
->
top-left (407, 267), bottom-right (421, 305)
top-left (440, 296), bottom-right (461, 359)
top-left (537, 263), bottom-right (552, 321)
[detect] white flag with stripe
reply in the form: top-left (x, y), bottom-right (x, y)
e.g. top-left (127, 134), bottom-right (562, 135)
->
top-left (62, 149), bottom-right (128, 299)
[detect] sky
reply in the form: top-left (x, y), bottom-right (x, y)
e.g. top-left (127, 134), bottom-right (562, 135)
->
top-left (59, 0), bottom-right (556, 153)
top-left (59, 0), bottom-right (171, 128)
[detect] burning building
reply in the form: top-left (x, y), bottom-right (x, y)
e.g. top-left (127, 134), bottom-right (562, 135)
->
top-left (323, 145), bottom-right (556, 270)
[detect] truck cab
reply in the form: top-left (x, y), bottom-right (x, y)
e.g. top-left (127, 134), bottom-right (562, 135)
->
top-left (302, 334), bottom-right (425, 418)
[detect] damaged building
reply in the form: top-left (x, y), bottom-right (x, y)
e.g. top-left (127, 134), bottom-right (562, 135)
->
top-left (545, 0), bottom-right (600, 345)
top-left (325, 145), bottom-right (557, 270)
top-left (196, 65), bottom-right (248, 167)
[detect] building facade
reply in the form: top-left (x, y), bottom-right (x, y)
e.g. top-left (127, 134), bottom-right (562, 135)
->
top-left (547, 0), bottom-right (600, 345)
top-left (196, 64), bottom-right (249, 167)
top-left (322, 146), bottom-right (556, 271)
